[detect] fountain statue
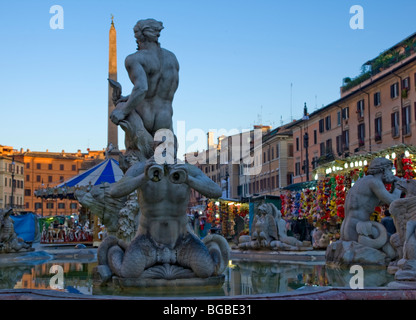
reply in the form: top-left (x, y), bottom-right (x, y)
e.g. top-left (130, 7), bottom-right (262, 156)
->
top-left (93, 18), bottom-right (230, 287)
top-left (238, 203), bottom-right (312, 251)
top-left (326, 157), bottom-right (405, 266)
top-left (0, 209), bottom-right (34, 253)
top-left (387, 178), bottom-right (416, 287)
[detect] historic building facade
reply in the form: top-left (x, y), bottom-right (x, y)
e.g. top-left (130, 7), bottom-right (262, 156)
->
top-left (0, 146), bottom-right (25, 210)
top-left (290, 32), bottom-right (416, 184)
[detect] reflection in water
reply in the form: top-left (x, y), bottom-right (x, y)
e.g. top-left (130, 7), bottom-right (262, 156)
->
top-left (0, 262), bottom-right (95, 294)
top-left (224, 261), bottom-right (394, 296)
top-left (0, 260), bottom-right (395, 297)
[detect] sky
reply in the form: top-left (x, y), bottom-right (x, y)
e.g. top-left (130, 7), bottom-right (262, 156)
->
top-left (1, 0), bottom-right (416, 155)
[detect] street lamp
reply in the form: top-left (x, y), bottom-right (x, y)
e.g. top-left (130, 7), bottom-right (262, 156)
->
top-left (10, 155), bottom-right (15, 209)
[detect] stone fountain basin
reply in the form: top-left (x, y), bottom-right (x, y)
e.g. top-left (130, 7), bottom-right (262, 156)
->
top-left (0, 246), bottom-right (416, 300)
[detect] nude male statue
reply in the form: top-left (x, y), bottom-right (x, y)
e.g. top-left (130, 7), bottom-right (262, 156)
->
top-left (340, 157), bottom-right (405, 246)
top-left (98, 157), bottom-right (224, 278)
top-left (109, 18), bottom-right (179, 160)
top-left (95, 19), bottom-right (229, 282)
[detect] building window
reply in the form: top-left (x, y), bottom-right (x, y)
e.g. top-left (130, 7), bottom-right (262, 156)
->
top-left (325, 115), bottom-right (331, 130)
top-left (24, 189), bottom-right (31, 196)
top-left (403, 105), bottom-right (411, 135)
top-left (391, 82), bottom-right (399, 99)
top-left (402, 77), bottom-right (410, 98)
top-left (374, 117), bottom-right (382, 142)
top-left (36, 163), bottom-right (41, 170)
top-left (337, 111), bottom-right (341, 126)
top-left (35, 203), bottom-right (42, 209)
top-left (358, 123), bottom-right (365, 146)
top-left (313, 130), bottom-right (317, 144)
top-left (288, 144), bottom-right (293, 157)
top-left (414, 102), bottom-right (416, 121)
top-left (319, 119), bottom-right (324, 133)
top-left (58, 203), bottom-right (65, 209)
top-left (336, 135), bottom-right (343, 155)
top-left (312, 156), bottom-right (319, 169)
top-left (357, 100), bottom-right (365, 120)
top-left (60, 164), bottom-right (64, 170)
top-left (320, 142), bottom-right (325, 156)
top-left (36, 175), bottom-right (41, 182)
top-left (287, 173), bottom-right (293, 186)
top-left (391, 111), bottom-right (400, 138)
top-left (342, 107), bottom-right (349, 120)
top-left (403, 77), bottom-right (410, 90)
top-left (275, 144), bottom-right (279, 158)
top-left (325, 139), bottom-right (332, 154)
top-left (374, 92), bottom-right (381, 107)
top-left (295, 162), bottom-right (301, 176)
top-left (48, 164), bottom-right (53, 170)
top-left (70, 203), bottom-right (78, 209)
top-left (26, 163), bottom-right (30, 169)
top-left (46, 202), bottom-right (54, 209)
top-left (26, 175), bottom-right (30, 181)
top-left (296, 137), bottom-right (300, 151)
top-left (414, 73), bottom-right (416, 90)
top-left (48, 176), bottom-right (53, 183)
top-left (72, 164), bottom-right (76, 171)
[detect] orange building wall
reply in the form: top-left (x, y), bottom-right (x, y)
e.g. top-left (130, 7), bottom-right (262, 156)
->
top-left (291, 53), bottom-right (416, 184)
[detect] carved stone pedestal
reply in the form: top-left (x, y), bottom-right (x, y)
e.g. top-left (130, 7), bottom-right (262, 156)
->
top-left (325, 240), bottom-right (388, 266)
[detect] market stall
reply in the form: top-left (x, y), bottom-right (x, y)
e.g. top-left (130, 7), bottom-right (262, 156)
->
top-left (198, 199), bottom-right (249, 240)
top-left (280, 144), bottom-right (416, 247)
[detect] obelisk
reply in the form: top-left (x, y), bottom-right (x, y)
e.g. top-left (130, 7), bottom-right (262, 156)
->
top-left (107, 15), bottom-right (119, 154)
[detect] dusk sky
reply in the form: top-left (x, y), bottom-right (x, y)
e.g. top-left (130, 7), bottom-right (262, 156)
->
top-left (1, 0), bottom-right (416, 154)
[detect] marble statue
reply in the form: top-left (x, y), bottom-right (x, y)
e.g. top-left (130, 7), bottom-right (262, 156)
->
top-left (326, 157), bottom-right (405, 266)
top-left (238, 203), bottom-right (311, 251)
top-left (387, 179), bottom-right (416, 283)
top-left (109, 18), bottom-right (179, 164)
top-left (74, 185), bottom-right (128, 237)
top-left (312, 227), bottom-right (330, 249)
top-left (0, 209), bottom-right (33, 253)
top-left (94, 19), bottom-right (230, 286)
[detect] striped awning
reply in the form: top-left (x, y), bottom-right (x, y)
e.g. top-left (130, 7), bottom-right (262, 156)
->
top-left (57, 158), bottom-right (123, 187)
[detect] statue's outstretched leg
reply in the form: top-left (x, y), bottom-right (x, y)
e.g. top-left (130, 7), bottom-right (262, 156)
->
top-left (177, 233), bottom-right (215, 278)
top-left (102, 235), bottom-right (157, 278)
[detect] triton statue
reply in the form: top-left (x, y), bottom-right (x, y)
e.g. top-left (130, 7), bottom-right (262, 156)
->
top-left (94, 19), bottom-right (229, 287)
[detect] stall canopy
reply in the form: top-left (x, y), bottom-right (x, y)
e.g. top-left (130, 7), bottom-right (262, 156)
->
top-left (35, 158), bottom-right (124, 199)
top-left (56, 158), bottom-right (123, 188)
